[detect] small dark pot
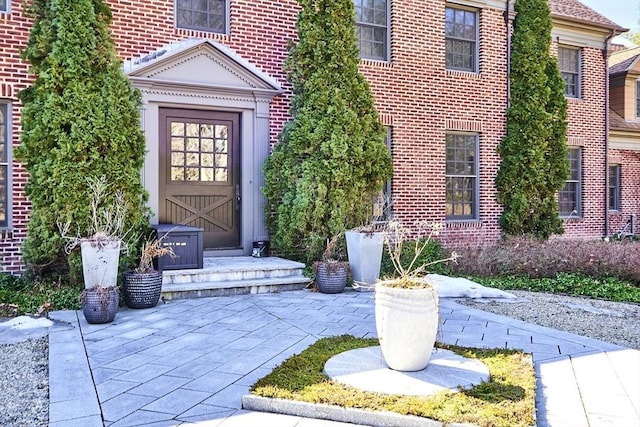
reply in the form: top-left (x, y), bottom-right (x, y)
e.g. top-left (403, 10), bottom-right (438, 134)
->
top-left (82, 286), bottom-right (119, 324)
top-left (315, 261), bottom-right (348, 294)
top-left (122, 270), bottom-right (163, 309)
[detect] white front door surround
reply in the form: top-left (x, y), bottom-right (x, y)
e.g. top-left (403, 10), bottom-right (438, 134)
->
top-left (125, 39), bottom-right (282, 256)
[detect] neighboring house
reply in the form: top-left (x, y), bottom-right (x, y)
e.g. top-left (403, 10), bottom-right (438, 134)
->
top-left (609, 46), bottom-right (640, 237)
top-left (0, 0), bottom-right (627, 273)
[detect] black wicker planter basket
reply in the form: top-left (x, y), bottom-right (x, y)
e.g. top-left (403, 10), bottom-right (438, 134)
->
top-left (123, 270), bottom-right (163, 309)
top-left (315, 262), bottom-right (348, 294)
top-left (82, 287), bottom-right (119, 324)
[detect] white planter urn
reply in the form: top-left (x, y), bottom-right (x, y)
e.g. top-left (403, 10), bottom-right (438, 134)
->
top-left (346, 230), bottom-right (384, 291)
top-left (374, 280), bottom-right (439, 371)
top-left (80, 240), bottom-right (121, 289)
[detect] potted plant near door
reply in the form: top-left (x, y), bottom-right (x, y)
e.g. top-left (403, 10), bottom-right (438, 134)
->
top-left (59, 176), bottom-right (132, 324)
top-left (313, 233), bottom-right (349, 294)
top-left (346, 194), bottom-right (392, 291)
top-left (375, 221), bottom-right (457, 371)
top-left (122, 234), bottom-right (175, 309)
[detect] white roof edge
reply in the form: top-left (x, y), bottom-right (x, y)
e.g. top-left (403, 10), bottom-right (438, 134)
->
top-left (123, 38), bottom-right (282, 92)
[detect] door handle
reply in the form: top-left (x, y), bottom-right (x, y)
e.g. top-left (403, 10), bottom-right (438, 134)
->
top-left (236, 184), bottom-right (241, 210)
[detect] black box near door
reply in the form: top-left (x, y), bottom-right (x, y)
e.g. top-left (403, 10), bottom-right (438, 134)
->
top-left (153, 224), bottom-right (204, 270)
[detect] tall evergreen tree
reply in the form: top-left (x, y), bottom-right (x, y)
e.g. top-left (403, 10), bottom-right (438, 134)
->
top-left (17, 0), bottom-right (148, 274)
top-left (496, 0), bottom-right (569, 239)
top-left (263, 0), bottom-right (392, 263)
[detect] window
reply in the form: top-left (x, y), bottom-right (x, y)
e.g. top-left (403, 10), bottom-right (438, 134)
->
top-left (0, 103), bottom-right (8, 228)
top-left (354, 0), bottom-right (389, 61)
top-left (636, 81), bottom-right (640, 118)
top-left (372, 128), bottom-right (392, 221)
top-left (445, 6), bottom-right (478, 72)
top-left (609, 164), bottom-right (621, 211)
top-left (559, 47), bottom-right (581, 98)
top-left (559, 147), bottom-right (582, 217)
top-left (175, 0), bottom-right (227, 34)
top-left (0, 1), bottom-right (8, 13)
top-left (446, 133), bottom-right (478, 220)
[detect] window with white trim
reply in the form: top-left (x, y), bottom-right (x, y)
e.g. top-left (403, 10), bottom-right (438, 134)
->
top-left (0, 103), bottom-right (9, 228)
top-left (0, 1), bottom-right (8, 13)
top-left (559, 47), bottom-right (581, 98)
top-left (636, 80), bottom-right (640, 118)
top-left (354, 0), bottom-right (389, 61)
top-left (446, 133), bottom-right (478, 220)
top-left (559, 147), bottom-right (582, 217)
top-left (445, 6), bottom-right (478, 72)
top-left (609, 164), bottom-right (621, 211)
top-left (175, 0), bottom-right (228, 34)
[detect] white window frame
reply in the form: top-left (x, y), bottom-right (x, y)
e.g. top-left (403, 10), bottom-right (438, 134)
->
top-left (0, 102), bottom-right (11, 229)
top-left (0, 0), bottom-right (10, 13)
top-left (559, 46), bottom-right (581, 98)
top-left (559, 147), bottom-right (582, 217)
top-left (175, 0), bottom-right (229, 34)
top-left (609, 164), bottom-right (621, 211)
top-left (445, 5), bottom-right (479, 73)
top-left (354, 0), bottom-right (390, 61)
top-left (445, 132), bottom-right (479, 221)
top-left (636, 80), bottom-right (640, 118)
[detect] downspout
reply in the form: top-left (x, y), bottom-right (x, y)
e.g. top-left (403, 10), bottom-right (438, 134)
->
top-left (603, 30), bottom-right (616, 240)
top-left (505, 0), bottom-right (511, 106)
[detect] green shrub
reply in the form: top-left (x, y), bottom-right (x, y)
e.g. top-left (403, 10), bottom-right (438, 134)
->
top-left (262, 0), bottom-right (392, 263)
top-left (0, 274), bottom-right (81, 315)
top-left (496, 0), bottom-right (568, 239)
top-left (17, 0), bottom-right (148, 278)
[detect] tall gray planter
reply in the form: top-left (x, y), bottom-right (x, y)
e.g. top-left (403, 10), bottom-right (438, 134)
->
top-left (346, 231), bottom-right (384, 291)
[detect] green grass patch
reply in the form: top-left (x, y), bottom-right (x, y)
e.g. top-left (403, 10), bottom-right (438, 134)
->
top-left (251, 335), bottom-right (536, 427)
top-left (473, 273), bottom-right (640, 304)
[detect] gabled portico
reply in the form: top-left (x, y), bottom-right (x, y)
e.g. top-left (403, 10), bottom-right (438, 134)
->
top-left (125, 39), bottom-right (282, 256)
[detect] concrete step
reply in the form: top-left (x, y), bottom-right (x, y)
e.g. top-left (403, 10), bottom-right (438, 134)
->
top-left (160, 256), bottom-right (311, 300)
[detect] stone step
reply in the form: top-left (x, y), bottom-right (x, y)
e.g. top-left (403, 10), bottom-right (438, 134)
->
top-left (160, 256), bottom-right (311, 300)
top-left (162, 256), bottom-right (305, 284)
top-left (161, 276), bottom-right (311, 300)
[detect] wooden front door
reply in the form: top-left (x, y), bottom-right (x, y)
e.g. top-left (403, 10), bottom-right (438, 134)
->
top-left (159, 108), bottom-right (241, 249)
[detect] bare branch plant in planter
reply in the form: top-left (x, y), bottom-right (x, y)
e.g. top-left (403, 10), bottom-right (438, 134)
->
top-left (122, 234), bottom-right (176, 309)
top-left (58, 176), bottom-right (133, 324)
top-left (375, 221), bottom-right (458, 371)
top-left (313, 233), bottom-right (349, 294)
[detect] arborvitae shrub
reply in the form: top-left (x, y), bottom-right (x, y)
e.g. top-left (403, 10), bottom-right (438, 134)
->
top-left (263, 0), bottom-right (392, 263)
top-left (17, 0), bottom-right (148, 279)
top-left (496, 0), bottom-right (569, 240)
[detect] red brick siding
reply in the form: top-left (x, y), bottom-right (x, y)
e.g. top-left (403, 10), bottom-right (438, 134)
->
top-left (0, 0), bottom-right (614, 272)
top-left (608, 149), bottom-right (640, 236)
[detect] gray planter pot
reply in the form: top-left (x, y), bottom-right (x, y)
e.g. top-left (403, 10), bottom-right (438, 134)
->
top-left (315, 262), bottom-right (348, 294)
top-left (346, 231), bottom-right (384, 291)
top-left (81, 286), bottom-right (119, 324)
top-left (123, 270), bottom-right (163, 309)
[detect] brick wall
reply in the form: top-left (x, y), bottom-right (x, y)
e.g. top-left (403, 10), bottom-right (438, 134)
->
top-left (0, 0), bottom-right (613, 272)
top-left (608, 149), bottom-right (640, 236)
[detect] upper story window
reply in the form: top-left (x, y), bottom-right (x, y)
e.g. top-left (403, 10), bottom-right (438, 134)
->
top-left (445, 6), bottom-right (478, 72)
top-left (0, 103), bottom-right (8, 228)
top-left (175, 0), bottom-right (228, 34)
top-left (0, 0), bottom-right (9, 13)
top-left (609, 164), bottom-right (621, 211)
top-left (446, 133), bottom-right (479, 220)
top-left (354, 0), bottom-right (389, 61)
top-left (636, 80), bottom-right (640, 118)
top-left (559, 147), bottom-right (582, 217)
top-left (559, 47), bottom-right (581, 98)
